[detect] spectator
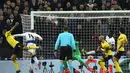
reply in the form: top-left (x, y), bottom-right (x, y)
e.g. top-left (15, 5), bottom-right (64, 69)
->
top-left (102, 0), bottom-right (106, 4)
top-left (37, 0), bottom-right (43, 5)
top-left (59, 8), bottom-right (63, 11)
top-left (7, 8), bottom-right (12, 15)
top-left (9, 14), bottom-right (14, 23)
top-left (4, 19), bottom-right (11, 30)
top-left (106, 1), bottom-right (111, 10)
top-left (13, 10), bottom-right (22, 34)
top-left (72, 6), bottom-right (77, 11)
top-left (102, 4), bottom-right (106, 10)
top-left (24, 6), bottom-right (29, 11)
top-left (85, 5), bottom-right (89, 10)
top-left (50, 0), bottom-right (58, 10)
top-left (44, 4), bottom-right (49, 11)
top-left (6, 0), bottom-right (11, 7)
top-left (64, 2), bottom-right (72, 11)
top-left (10, 2), bottom-right (16, 10)
top-left (3, 8), bottom-right (8, 17)
top-left (111, 1), bottom-right (122, 10)
top-left (94, 0), bottom-right (102, 9)
top-left (15, 6), bottom-right (19, 12)
top-left (78, 4), bottom-right (84, 10)
top-left (87, 0), bottom-right (94, 10)
top-left (93, 3), bottom-right (98, 10)
top-left (29, 0), bottom-right (38, 11)
top-left (3, 3), bottom-right (8, 8)
top-left (23, 9), bottom-right (28, 14)
top-left (16, 0), bottom-right (20, 6)
top-left (38, 4), bottom-right (44, 11)
top-left (57, 3), bottom-right (62, 10)
top-left (13, 10), bottom-right (21, 24)
top-left (24, 1), bottom-right (29, 9)
top-left (0, 10), bottom-right (3, 16)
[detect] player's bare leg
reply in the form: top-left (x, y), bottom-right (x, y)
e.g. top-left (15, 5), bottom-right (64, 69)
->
top-left (31, 54), bottom-right (41, 69)
top-left (11, 54), bottom-right (20, 73)
top-left (28, 48), bottom-right (41, 69)
top-left (82, 49), bottom-right (96, 55)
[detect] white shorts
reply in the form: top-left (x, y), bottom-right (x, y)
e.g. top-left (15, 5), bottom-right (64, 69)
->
top-left (27, 43), bottom-right (36, 55)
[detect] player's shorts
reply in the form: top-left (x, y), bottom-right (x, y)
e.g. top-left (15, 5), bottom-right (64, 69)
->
top-left (114, 51), bottom-right (124, 59)
top-left (13, 43), bottom-right (23, 57)
top-left (103, 55), bottom-right (112, 62)
top-left (60, 45), bottom-right (72, 60)
top-left (27, 43), bottom-right (36, 55)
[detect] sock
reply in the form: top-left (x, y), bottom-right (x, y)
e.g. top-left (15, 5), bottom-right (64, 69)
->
top-left (98, 61), bottom-right (107, 70)
top-left (28, 46), bottom-right (39, 50)
top-left (86, 50), bottom-right (96, 55)
top-left (68, 62), bottom-right (73, 73)
top-left (33, 56), bottom-right (39, 64)
top-left (60, 63), bottom-right (64, 73)
top-left (114, 61), bottom-right (121, 72)
top-left (13, 60), bottom-right (19, 71)
top-left (63, 61), bottom-right (68, 70)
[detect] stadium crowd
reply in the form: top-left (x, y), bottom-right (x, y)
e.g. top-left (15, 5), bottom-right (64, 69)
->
top-left (0, 0), bottom-right (130, 58)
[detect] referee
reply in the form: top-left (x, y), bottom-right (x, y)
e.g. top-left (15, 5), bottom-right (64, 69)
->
top-left (54, 26), bottom-right (76, 73)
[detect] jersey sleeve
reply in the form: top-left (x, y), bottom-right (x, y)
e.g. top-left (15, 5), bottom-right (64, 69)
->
top-left (33, 33), bottom-right (43, 40)
top-left (5, 31), bottom-right (11, 38)
top-left (105, 36), bottom-right (109, 41)
top-left (13, 33), bottom-right (26, 37)
top-left (55, 34), bottom-right (61, 50)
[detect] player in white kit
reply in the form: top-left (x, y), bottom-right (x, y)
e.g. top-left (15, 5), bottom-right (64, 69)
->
top-left (105, 30), bottom-right (115, 54)
top-left (13, 29), bottom-right (43, 69)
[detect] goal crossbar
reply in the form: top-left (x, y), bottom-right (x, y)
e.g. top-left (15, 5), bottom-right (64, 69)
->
top-left (31, 10), bottom-right (130, 29)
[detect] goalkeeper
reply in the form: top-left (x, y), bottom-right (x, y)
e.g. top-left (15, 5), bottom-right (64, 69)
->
top-left (63, 41), bottom-right (88, 70)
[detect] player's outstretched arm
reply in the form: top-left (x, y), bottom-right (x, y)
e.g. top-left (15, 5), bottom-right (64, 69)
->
top-left (9, 22), bottom-right (19, 33)
top-left (13, 33), bottom-right (26, 37)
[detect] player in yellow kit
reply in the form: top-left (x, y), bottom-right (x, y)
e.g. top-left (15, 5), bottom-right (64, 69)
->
top-left (113, 27), bottom-right (128, 73)
top-left (97, 35), bottom-right (112, 73)
top-left (3, 23), bottom-right (29, 73)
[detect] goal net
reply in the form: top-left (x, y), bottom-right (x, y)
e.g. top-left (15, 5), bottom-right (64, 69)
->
top-left (21, 11), bottom-right (130, 59)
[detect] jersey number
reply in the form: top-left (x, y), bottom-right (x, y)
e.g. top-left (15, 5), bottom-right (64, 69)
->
top-left (28, 34), bottom-right (34, 39)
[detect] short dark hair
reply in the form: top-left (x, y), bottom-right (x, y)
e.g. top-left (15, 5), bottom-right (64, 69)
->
top-left (31, 29), bottom-right (35, 32)
top-left (119, 27), bottom-right (125, 34)
top-left (108, 30), bottom-right (114, 38)
top-left (63, 26), bottom-right (69, 31)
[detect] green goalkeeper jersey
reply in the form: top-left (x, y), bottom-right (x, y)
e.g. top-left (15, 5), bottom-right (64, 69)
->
top-left (72, 41), bottom-right (81, 56)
